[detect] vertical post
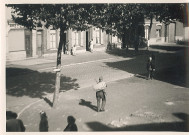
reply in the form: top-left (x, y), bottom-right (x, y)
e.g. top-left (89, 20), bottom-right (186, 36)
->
top-left (52, 26), bottom-right (64, 108)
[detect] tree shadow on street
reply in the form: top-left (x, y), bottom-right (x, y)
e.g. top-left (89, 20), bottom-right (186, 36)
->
top-left (150, 45), bottom-right (187, 51)
top-left (104, 46), bottom-right (189, 88)
top-left (86, 112), bottom-right (189, 131)
top-left (6, 67), bottom-right (80, 99)
top-left (79, 99), bottom-right (97, 112)
top-left (106, 48), bottom-right (150, 58)
top-left (154, 65), bottom-right (189, 88)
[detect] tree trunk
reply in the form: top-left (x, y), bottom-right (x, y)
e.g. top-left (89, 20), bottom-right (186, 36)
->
top-left (164, 24), bottom-right (168, 42)
top-left (52, 27), bottom-right (65, 108)
top-left (125, 30), bottom-right (129, 50)
top-left (148, 16), bottom-right (153, 41)
top-left (121, 27), bottom-right (127, 49)
top-left (121, 33), bottom-right (126, 49)
top-left (134, 27), bottom-right (139, 52)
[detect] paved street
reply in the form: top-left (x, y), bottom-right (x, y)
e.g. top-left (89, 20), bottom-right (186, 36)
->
top-left (6, 44), bottom-right (189, 131)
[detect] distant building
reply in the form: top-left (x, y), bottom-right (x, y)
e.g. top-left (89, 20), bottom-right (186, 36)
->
top-left (6, 7), bottom-right (187, 61)
top-left (139, 19), bottom-right (185, 44)
top-left (6, 20), bottom-right (120, 60)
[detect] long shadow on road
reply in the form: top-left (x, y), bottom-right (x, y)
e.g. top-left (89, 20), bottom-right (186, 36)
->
top-left (150, 45), bottom-right (188, 51)
top-left (79, 99), bottom-right (97, 112)
top-left (86, 113), bottom-right (189, 131)
top-left (6, 67), bottom-right (80, 99)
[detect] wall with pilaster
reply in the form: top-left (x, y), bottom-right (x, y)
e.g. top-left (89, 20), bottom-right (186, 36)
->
top-left (32, 30), bottom-right (37, 57)
top-left (175, 21), bottom-right (184, 40)
top-left (67, 29), bottom-right (72, 50)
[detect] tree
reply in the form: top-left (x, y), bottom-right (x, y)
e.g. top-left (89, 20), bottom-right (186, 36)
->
top-left (140, 4), bottom-right (185, 42)
top-left (7, 4), bottom-right (100, 107)
top-left (101, 4), bottom-right (143, 50)
top-left (101, 4), bottom-right (185, 50)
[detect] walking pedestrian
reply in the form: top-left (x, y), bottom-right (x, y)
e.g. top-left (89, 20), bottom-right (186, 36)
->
top-left (90, 39), bottom-right (94, 52)
top-left (93, 76), bottom-right (107, 112)
top-left (6, 111), bottom-right (25, 132)
top-left (39, 111), bottom-right (49, 132)
top-left (66, 40), bottom-right (70, 55)
top-left (146, 55), bottom-right (155, 80)
top-left (71, 45), bottom-right (76, 56)
top-left (64, 116), bottom-right (78, 131)
top-left (147, 40), bottom-right (150, 50)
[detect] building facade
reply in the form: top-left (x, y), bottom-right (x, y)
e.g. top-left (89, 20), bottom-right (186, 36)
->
top-left (6, 21), bottom-right (121, 60)
top-left (140, 19), bottom-right (185, 44)
top-left (6, 8), bottom-right (186, 61)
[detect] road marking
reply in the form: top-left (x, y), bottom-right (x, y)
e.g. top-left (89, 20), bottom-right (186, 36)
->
top-left (17, 99), bottom-right (42, 118)
top-left (37, 57), bottom-right (118, 71)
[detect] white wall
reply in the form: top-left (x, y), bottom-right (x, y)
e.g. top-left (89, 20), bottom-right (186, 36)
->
top-left (8, 29), bottom-right (25, 51)
top-left (184, 27), bottom-right (189, 41)
top-left (32, 30), bottom-right (37, 57)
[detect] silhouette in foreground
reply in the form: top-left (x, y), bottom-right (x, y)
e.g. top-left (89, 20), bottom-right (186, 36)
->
top-left (64, 116), bottom-right (78, 131)
top-left (39, 111), bottom-right (49, 132)
top-left (6, 111), bottom-right (25, 132)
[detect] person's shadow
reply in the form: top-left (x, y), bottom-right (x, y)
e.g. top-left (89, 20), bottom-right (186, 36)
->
top-left (79, 99), bottom-right (97, 112)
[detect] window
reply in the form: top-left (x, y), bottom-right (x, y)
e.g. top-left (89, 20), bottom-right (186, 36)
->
top-left (156, 25), bottom-right (162, 38)
top-left (49, 30), bottom-right (56, 49)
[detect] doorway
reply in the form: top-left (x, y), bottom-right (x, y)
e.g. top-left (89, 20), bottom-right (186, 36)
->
top-left (37, 31), bottom-right (42, 56)
top-left (25, 35), bottom-right (32, 57)
top-left (168, 23), bottom-right (176, 43)
top-left (86, 31), bottom-right (89, 51)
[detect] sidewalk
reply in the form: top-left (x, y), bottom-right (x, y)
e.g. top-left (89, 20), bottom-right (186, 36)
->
top-left (6, 43), bottom-right (185, 67)
top-left (6, 45), bottom-right (107, 66)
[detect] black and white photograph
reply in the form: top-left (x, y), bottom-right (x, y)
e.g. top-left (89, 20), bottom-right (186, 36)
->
top-left (1, 2), bottom-right (189, 133)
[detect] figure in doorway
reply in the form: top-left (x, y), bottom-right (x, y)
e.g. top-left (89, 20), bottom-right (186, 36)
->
top-left (65, 40), bottom-right (70, 55)
top-left (89, 39), bottom-right (94, 52)
top-left (71, 45), bottom-right (76, 56)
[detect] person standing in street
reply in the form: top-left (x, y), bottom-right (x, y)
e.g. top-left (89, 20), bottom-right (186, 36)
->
top-left (147, 40), bottom-right (150, 50)
top-left (71, 45), bottom-right (76, 56)
top-left (90, 39), bottom-right (94, 52)
top-left (39, 111), bottom-right (49, 132)
top-left (66, 40), bottom-right (70, 55)
top-left (6, 111), bottom-right (25, 132)
top-left (146, 55), bottom-right (155, 80)
top-left (93, 76), bottom-right (107, 112)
